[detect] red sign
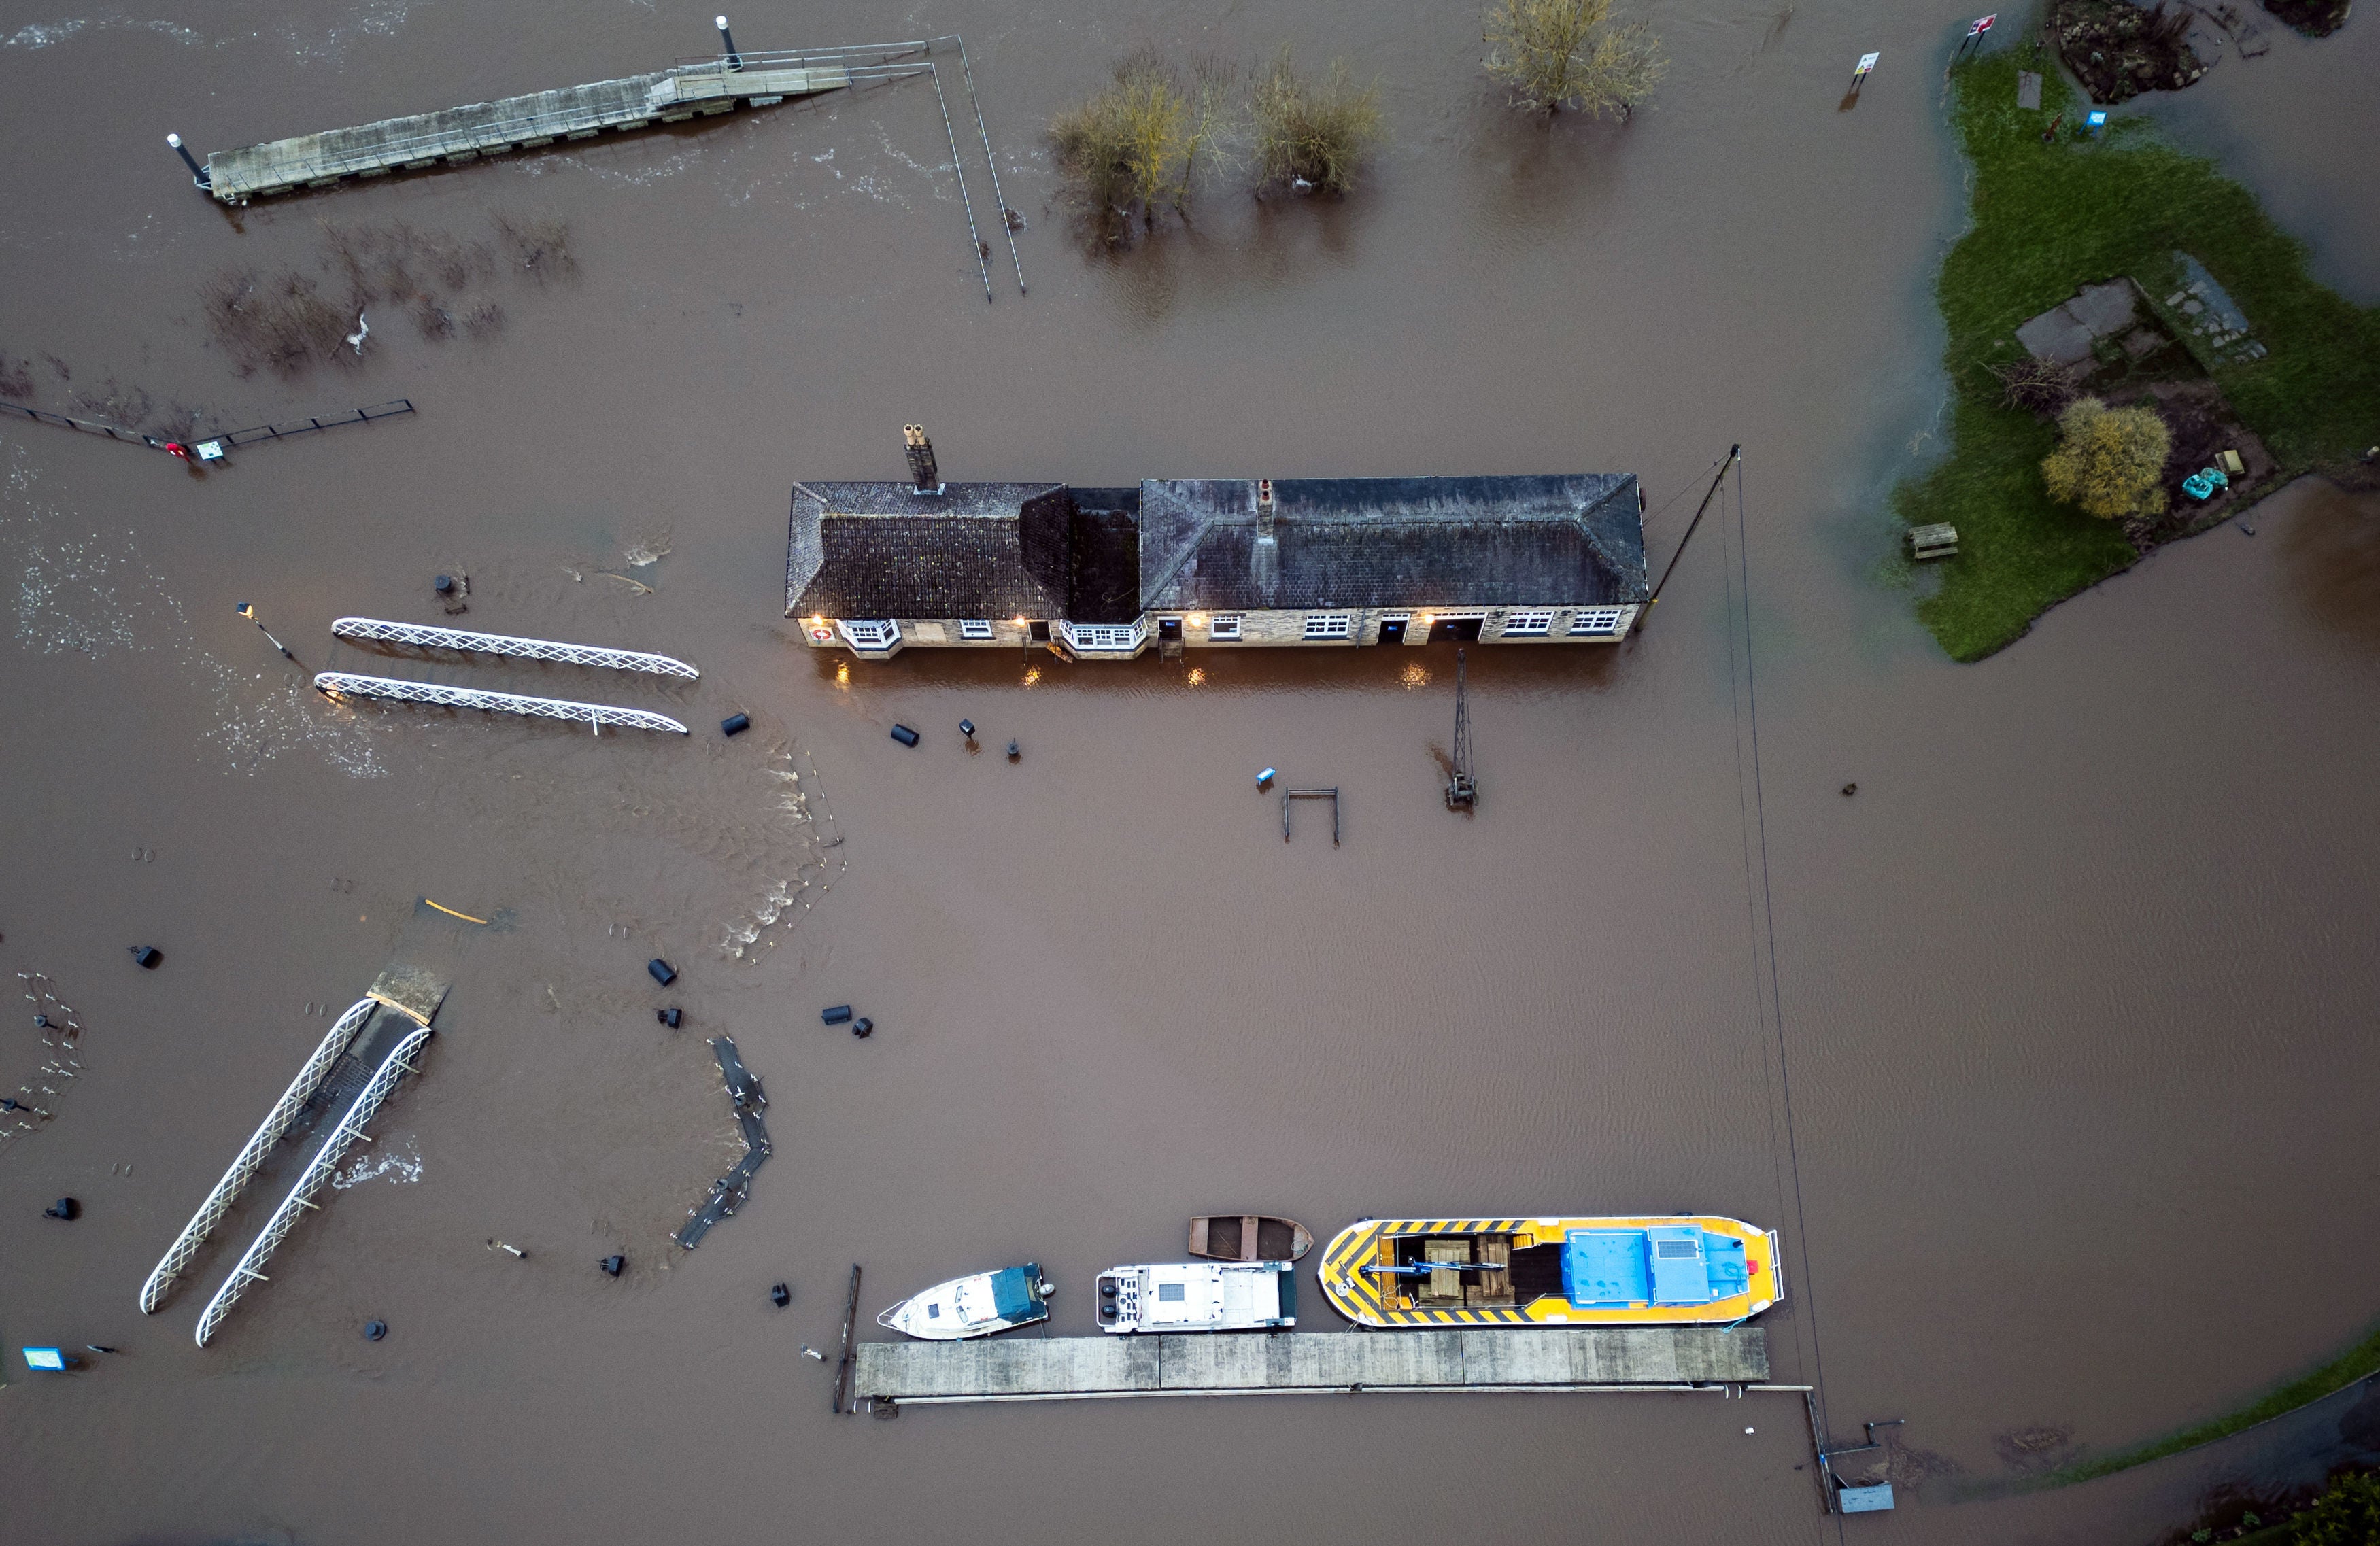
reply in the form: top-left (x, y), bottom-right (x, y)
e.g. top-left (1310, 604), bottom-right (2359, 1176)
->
top-left (1967, 12), bottom-right (1997, 35)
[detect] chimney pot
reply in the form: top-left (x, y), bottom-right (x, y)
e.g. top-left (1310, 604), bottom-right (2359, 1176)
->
top-left (903, 424), bottom-right (941, 494)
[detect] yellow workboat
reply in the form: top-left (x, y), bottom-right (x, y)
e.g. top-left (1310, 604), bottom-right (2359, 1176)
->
top-left (1318, 1215), bottom-right (1782, 1328)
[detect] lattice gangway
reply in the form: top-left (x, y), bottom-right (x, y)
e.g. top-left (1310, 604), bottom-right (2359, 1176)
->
top-left (193, 1011), bottom-right (435, 1347)
top-left (313, 673), bottom-right (689, 734)
top-left (330, 618), bottom-right (699, 678)
top-left (137, 997), bottom-right (377, 1314)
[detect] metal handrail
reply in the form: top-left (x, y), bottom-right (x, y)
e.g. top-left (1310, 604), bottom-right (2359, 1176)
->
top-left (313, 673), bottom-right (690, 734)
top-left (139, 998), bottom-right (377, 1314)
top-left (330, 619), bottom-right (700, 679)
top-left (194, 1025), bottom-right (432, 1347)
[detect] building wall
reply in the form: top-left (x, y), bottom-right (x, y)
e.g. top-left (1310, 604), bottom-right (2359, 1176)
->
top-left (799, 605), bottom-right (1640, 657)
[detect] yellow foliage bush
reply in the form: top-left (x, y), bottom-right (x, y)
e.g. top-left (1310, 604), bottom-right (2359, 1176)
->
top-left (2041, 396), bottom-right (2171, 519)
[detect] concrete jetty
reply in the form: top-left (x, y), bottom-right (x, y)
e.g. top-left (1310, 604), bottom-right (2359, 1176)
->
top-left (857, 1325), bottom-right (1769, 1407)
top-left (201, 50), bottom-right (877, 203)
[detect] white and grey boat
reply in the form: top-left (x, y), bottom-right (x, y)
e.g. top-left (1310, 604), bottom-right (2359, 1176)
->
top-left (877, 1262), bottom-right (1053, 1341)
top-left (1094, 1260), bottom-right (1295, 1334)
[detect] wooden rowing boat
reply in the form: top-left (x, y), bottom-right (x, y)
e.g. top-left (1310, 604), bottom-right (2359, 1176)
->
top-left (1188, 1215), bottom-right (1312, 1262)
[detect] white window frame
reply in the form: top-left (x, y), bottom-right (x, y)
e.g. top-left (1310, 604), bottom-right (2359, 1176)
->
top-left (1208, 614), bottom-right (1242, 640)
top-left (1501, 610), bottom-right (1554, 636)
top-left (959, 619), bottom-right (995, 640)
top-left (1569, 606), bottom-right (1625, 637)
top-left (1061, 619), bottom-right (1146, 653)
top-left (1303, 613), bottom-right (1353, 640)
top-left (838, 619), bottom-right (900, 651)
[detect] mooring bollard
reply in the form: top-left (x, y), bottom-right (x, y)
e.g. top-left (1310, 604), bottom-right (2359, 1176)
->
top-left (771, 1282), bottom-right (791, 1307)
top-left (600, 1254), bottom-right (626, 1277)
top-left (364, 1319), bottom-right (388, 1341)
top-left (716, 14), bottom-right (741, 69)
top-left (658, 1007), bottom-right (682, 1029)
top-left (128, 946), bottom-right (162, 969)
top-left (166, 133), bottom-right (210, 188)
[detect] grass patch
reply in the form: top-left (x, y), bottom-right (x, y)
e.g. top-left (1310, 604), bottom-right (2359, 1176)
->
top-left (2030, 1313), bottom-right (2380, 1489)
top-left (1899, 41), bottom-right (2380, 662)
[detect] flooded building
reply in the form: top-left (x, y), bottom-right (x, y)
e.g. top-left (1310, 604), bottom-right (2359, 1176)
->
top-left (786, 436), bottom-right (1646, 659)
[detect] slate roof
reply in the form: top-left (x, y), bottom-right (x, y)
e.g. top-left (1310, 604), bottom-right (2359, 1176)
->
top-left (1136, 475), bottom-right (1647, 612)
top-left (786, 481), bottom-right (1073, 619)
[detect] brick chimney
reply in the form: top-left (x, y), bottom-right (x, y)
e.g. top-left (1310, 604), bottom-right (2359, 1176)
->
top-left (1251, 477), bottom-right (1280, 598)
top-left (903, 424), bottom-right (941, 494)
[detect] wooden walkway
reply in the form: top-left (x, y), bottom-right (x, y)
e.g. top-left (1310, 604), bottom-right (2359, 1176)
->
top-left (203, 51), bottom-right (880, 202)
top-left (857, 1325), bottom-right (1769, 1407)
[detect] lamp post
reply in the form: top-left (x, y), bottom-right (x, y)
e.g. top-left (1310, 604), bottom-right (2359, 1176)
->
top-left (715, 15), bottom-right (741, 70)
top-left (235, 602), bottom-right (293, 660)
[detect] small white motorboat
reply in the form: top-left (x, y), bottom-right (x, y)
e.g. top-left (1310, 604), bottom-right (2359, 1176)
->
top-left (1094, 1261), bottom-right (1295, 1334)
top-left (877, 1262), bottom-right (1053, 1341)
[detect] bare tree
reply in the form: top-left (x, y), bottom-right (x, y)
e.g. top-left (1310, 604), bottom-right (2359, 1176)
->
top-left (1484, 0), bottom-right (1668, 118)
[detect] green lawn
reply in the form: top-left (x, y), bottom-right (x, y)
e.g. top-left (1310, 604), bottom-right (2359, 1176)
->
top-left (1900, 44), bottom-right (2380, 661)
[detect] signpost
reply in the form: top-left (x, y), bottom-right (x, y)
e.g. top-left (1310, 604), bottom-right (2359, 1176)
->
top-left (1850, 51), bottom-right (1881, 91)
top-left (1957, 14), bottom-right (1998, 59)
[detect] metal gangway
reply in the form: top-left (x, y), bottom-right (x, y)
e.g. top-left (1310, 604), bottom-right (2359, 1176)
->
top-left (137, 997), bottom-right (377, 1314)
top-left (193, 1016), bottom-right (434, 1347)
top-left (313, 672), bottom-right (689, 734)
top-left (331, 618), bottom-right (700, 679)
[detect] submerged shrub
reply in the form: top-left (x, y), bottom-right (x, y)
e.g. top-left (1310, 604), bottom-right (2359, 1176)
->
top-left (2041, 396), bottom-right (2171, 519)
top-left (1484, 0), bottom-right (1667, 118)
top-left (1051, 48), bottom-right (1239, 239)
top-left (1250, 48), bottom-right (1385, 194)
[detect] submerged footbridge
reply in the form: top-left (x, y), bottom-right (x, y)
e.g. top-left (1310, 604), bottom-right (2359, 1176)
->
top-left (197, 43), bottom-right (908, 202)
top-left (857, 1326), bottom-right (1776, 1409)
top-left (138, 962), bottom-right (445, 1345)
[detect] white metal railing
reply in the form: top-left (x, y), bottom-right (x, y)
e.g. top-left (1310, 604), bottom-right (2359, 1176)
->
top-left (139, 998), bottom-right (377, 1314)
top-left (331, 618), bottom-right (700, 679)
top-left (313, 673), bottom-right (689, 734)
top-left (194, 1025), bottom-right (433, 1347)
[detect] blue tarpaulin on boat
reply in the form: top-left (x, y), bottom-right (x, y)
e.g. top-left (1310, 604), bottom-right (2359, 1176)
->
top-left (1699, 1232), bottom-right (1750, 1301)
top-left (989, 1266), bottom-right (1038, 1322)
top-left (1563, 1231), bottom-right (1650, 1306)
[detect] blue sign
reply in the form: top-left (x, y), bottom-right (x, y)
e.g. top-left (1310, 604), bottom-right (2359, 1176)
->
top-left (23, 1346), bottom-right (69, 1371)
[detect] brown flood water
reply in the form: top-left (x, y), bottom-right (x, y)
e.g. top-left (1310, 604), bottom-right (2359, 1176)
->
top-left (3, 1), bottom-right (2379, 1541)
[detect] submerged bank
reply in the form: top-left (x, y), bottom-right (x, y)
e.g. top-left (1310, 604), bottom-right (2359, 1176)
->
top-left (1895, 40), bottom-right (2380, 662)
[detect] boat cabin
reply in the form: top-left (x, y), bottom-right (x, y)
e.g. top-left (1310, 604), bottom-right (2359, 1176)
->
top-left (1095, 1261), bottom-right (1295, 1334)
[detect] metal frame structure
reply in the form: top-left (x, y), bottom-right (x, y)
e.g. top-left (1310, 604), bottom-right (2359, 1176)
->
top-left (1282, 787), bottom-right (1342, 846)
top-left (331, 618), bottom-right (700, 678)
top-left (139, 997), bottom-right (377, 1314)
top-left (193, 1025), bottom-right (432, 1347)
top-left (313, 673), bottom-right (690, 734)
top-left (1446, 648), bottom-right (1476, 809)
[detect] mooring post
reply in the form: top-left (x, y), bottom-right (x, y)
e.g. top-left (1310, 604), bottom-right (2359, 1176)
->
top-left (715, 15), bottom-right (741, 70)
top-left (167, 133), bottom-right (210, 188)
